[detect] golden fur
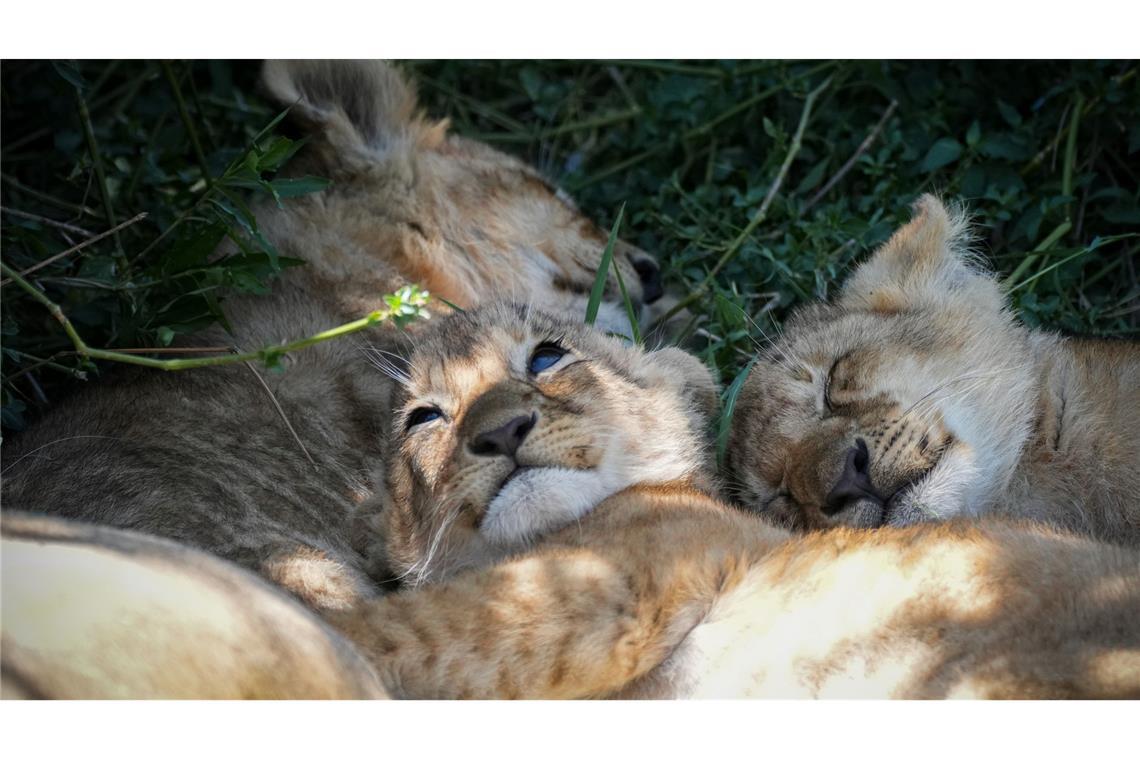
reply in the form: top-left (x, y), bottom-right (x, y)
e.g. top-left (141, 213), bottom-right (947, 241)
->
top-left (726, 195), bottom-right (1140, 542)
top-left (352, 302), bottom-right (719, 586)
top-left (1, 513), bottom-right (387, 699)
top-left (1, 61), bottom-right (667, 611)
top-left (326, 305), bottom-right (1140, 699)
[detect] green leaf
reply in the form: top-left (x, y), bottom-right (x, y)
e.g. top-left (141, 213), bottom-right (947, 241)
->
top-left (269, 176), bottom-right (332, 198)
top-left (960, 165), bottom-right (986, 198)
top-left (255, 136), bottom-right (304, 172)
top-left (919, 138), bottom-right (963, 172)
top-left (584, 204), bottom-right (625, 326)
top-left (794, 157), bottom-right (830, 196)
top-left (716, 355), bottom-right (757, 468)
top-left (966, 120), bottom-right (981, 148)
top-left (519, 68), bottom-right (543, 101)
top-left (979, 133), bottom-right (1031, 161)
top-left (157, 326), bottom-right (176, 346)
top-left (163, 223), bottom-right (227, 276)
top-left (1103, 204), bottom-right (1140, 225)
top-left (51, 61), bottom-right (88, 92)
top-left (611, 245), bottom-right (642, 345)
top-left (997, 99), bottom-right (1022, 128)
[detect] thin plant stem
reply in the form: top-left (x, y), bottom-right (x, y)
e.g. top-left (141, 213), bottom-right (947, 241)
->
top-left (0, 213), bottom-right (148, 287)
top-left (570, 62), bottom-right (838, 191)
top-left (0, 206), bottom-right (94, 238)
top-left (74, 88), bottom-right (129, 281)
top-left (655, 75), bottom-right (833, 326)
top-left (0, 174), bottom-right (99, 218)
top-left (162, 61), bottom-right (214, 191)
top-left (1, 261), bottom-right (409, 372)
top-left (1003, 220), bottom-right (1073, 290)
top-left (802, 99), bottom-right (898, 214)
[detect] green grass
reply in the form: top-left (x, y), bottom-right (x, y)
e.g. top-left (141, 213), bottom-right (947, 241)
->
top-left (3, 61), bottom-right (1138, 434)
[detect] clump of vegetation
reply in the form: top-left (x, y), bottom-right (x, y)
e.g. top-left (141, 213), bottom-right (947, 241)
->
top-left (2, 61), bottom-right (1137, 435)
top-left (409, 61), bottom-right (1137, 381)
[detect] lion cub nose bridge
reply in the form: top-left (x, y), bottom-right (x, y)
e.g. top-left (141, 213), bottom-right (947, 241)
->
top-left (823, 438), bottom-right (883, 515)
top-left (470, 413), bottom-right (537, 457)
top-left (462, 382), bottom-right (540, 458)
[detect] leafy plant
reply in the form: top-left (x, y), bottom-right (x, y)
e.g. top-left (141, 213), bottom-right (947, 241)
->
top-left (1, 61), bottom-right (330, 431)
top-left (3, 61), bottom-right (1137, 437)
top-left (409, 60), bottom-right (1138, 383)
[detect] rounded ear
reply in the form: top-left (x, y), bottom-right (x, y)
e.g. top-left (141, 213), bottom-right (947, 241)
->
top-left (840, 194), bottom-right (997, 314)
top-left (644, 346), bottom-right (719, 428)
top-left (260, 60), bottom-right (447, 175)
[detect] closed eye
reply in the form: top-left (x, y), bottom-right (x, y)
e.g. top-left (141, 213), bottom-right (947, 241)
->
top-left (759, 490), bottom-right (790, 513)
top-left (823, 356), bottom-right (844, 413)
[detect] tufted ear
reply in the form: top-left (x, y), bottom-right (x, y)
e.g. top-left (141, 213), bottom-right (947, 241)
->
top-left (644, 346), bottom-right (719, 431)
top-left (839, 194), bottom-right (997, 315)
top-left (261, 60), bottom-right (447, 176)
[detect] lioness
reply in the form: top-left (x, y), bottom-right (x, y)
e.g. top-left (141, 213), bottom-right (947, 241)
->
top-left (1, 61), bottom-right (665, 610)
top-left (325, 303), bottom-right (1140, 699)
top-left (726, 195), bottom-right (1139, 542)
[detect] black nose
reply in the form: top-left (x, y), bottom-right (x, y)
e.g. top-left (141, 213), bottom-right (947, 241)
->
top-left (470, 413), bottom-right (537, 458)
top-left (632, 257), bottom-right (664, 304)
top-left (823, 438), bottom-right (882, 516)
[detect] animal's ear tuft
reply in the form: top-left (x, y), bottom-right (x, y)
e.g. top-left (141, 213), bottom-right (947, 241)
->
top-left (840, 194), bottom-right (992, 314)
top-left (261, 60), bottom-right (446, 174)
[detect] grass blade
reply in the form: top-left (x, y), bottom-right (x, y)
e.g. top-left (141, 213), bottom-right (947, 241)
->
top-left (611, 244), bottom-right (642, 344)
top-left (584, 203), bottom-right (625, 326)
top-left (716, 356), bottom-right (758, 469)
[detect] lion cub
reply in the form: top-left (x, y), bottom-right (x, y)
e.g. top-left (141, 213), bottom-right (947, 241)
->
top-left (351, 301), bottom-right (720, 586)
top-left (727, 195), bottom-right (1139, 543)
top-left (1, 61), bottom-right (664, 611)
top-left (327, 304), bottom-right (1140, 699)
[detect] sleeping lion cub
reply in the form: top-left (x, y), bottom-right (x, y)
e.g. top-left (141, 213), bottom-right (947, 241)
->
top-left (327, 304), bottom-right (1140, 699)
top-left (1, 61), bottom-right (663, 611)
top-left (727, 195), bottom-right (1139, 543)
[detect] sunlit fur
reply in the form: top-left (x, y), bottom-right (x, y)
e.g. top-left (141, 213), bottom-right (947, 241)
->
top-left (1, 61), bottom-right (665, 611)
top-left (352, 302), bottom-right (720, 586)
top-left (1, 513), bottom-right (387, 699)
top-left (324, 303), bottom-right (1140, 699)
top-left (726, 195), bottom-right (1140, 542)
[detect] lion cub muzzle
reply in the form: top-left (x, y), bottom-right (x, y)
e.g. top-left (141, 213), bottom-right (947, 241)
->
top-left (469, 413), bottom-right (537, 459)
top-left (823, 438), bottom-right (885, 516)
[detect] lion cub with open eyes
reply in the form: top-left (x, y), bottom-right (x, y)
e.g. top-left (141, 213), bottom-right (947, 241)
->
top-left (726, 195), bottom-right (1139, 543)
top-left (328, 303), bottom-right (1140, 699)
top-left (350, 301), bottom-right (720, 586)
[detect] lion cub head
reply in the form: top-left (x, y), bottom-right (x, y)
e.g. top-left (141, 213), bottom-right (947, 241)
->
top-left (260, 61), bottom-right (669, 329)
top-left (366, 303), bottom-right (717, 585)
top-left (728, 195), bottom-right (1037, 530)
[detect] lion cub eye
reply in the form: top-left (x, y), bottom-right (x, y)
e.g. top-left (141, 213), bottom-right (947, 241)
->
top-left (406, 406), bottom-right (443, 430)
top-left (528, 343), bottom-right (567, 374)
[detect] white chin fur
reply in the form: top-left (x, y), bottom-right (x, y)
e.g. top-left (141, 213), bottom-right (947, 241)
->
top-left (480, 466), bottom-right (625, 548)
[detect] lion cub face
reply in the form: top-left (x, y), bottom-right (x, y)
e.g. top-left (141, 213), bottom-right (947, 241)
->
top-left (261, 61), bottom-right (670, 330)
top-left (375, 303), bottom-right (717, 585)
top-left (728, 195), bottom-right (1037, 530)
